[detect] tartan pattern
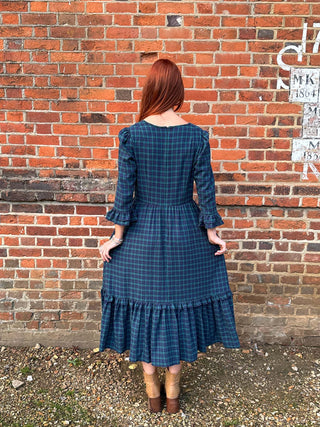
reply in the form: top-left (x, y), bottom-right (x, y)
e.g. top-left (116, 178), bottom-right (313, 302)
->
top-left (100, 120), bottom-right (240, 366)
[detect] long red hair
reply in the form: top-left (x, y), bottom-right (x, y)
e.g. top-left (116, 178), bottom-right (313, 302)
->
top-left (137, 59), bottom-right (184, 122)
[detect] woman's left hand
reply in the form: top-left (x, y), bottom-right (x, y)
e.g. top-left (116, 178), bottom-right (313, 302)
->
top-left (207, 229), bottom-right (227, 256)
top-left (99, 237), bottom-right (123, 262)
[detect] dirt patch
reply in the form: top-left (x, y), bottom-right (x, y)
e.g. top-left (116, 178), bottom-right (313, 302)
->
top-left (0, 343), bottom-right (319, 426)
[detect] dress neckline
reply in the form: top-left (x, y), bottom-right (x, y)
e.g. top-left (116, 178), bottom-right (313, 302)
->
top-left (142, 119), bottom-right (191, 128)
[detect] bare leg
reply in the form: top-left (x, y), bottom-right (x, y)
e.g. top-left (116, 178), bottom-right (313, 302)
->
top-left (168, 362), bottom-right (182, 374)
top-left (142, 361), bottom-right (182, 374)
top-left (142, 361), bottom-right (156, 374)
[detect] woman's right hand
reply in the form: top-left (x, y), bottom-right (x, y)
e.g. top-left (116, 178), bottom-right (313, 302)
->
top-left (99, 236), bottom-right (123, 262)
top-left (207, 228), bottom-right (227, 256)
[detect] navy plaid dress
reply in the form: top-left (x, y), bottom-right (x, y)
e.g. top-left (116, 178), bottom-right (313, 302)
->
top-left (99, 120), bottom-right (240, 367)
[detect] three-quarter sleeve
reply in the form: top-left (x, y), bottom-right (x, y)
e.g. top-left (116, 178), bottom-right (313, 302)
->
top-left (106, 127), bottom-right (138, 226)
top-left (193, 130), bottom-right (224, 229)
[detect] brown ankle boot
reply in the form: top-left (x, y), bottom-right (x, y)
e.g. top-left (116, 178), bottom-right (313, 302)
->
top-left (143, 369), bottom-right (162, 413)
top-left (165, 367), bottom-right (181, 414)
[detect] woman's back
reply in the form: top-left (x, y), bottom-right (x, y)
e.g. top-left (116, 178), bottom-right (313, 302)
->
top-left (131, 120), bottom-right (203, 205)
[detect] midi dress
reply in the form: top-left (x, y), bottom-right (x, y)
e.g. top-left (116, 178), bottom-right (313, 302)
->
top-left (99, 119), bottom-right (240, 367)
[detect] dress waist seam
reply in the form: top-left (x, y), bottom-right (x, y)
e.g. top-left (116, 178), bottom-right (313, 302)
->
top-left (134, 198), bottom-right (195, 207)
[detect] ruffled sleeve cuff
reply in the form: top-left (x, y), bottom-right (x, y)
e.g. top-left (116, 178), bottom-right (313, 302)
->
top-left (106, 204), bottom-right (138, 226)
top-left (199, 211), bottom-right (224, 229)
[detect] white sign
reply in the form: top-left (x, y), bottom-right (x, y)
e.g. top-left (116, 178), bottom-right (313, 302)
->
top-left (303, 104), bottom-right (320, 137)
top-left (292, 139), bottom-right (320, 163)
top-left (289, 68), bottom-right (320, 103)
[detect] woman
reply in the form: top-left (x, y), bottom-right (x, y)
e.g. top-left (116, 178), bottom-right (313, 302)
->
top-left (99, 58), bottom-right (240, 414)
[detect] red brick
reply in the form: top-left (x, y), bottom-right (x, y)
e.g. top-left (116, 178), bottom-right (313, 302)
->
top-left (21, 13), bottom-right (56, 25)
top-left (0, 2), bottom-right (28, 11)
top-left (30, 1), bottom-right (47, 12)
top-left (222, 17), bottom-right (246, 27)
top-left (49, 2), bottom-right (84, 12)
top-left (215, 53), bottom-right (251, 65)
top-left (273, 3), bottom-right (310, 15)
top-left (133, 15), bottom-right (165, 27)
top-left (215, 78), bottom-right (250, 89)
top-left (184, 41), bottom-right (219, 52)
top-left (105, 2), bottom-right (137, 13)
top-left (254, 4), bottom-right (272, 14)
top-left (79, 88), bottom-right (114, 101)
top-left (50, 27), bottom-right (85, 39)
top-left (197, 4), bottom-right (213, 14)
top-left (184, 16), bottom-right (219, 27)
top-left (221, 41), bottom-right (247, 52)
top-left (106, 27), bottom-right (139, 39)
top-left (159, 2), bottom-right (194, 14)
top-left (250, 16), bottom-right (283, 27)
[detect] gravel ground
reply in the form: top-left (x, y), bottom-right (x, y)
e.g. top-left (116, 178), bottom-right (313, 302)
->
top-left (0, 343), bottom-right (319, 426)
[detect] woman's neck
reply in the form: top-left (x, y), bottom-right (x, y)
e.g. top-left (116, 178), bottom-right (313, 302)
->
top-left (144, 108), bottom-right (188, 126)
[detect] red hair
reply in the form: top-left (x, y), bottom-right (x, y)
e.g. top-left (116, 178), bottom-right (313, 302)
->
top-left (137, 59), bottom-right (184, 122)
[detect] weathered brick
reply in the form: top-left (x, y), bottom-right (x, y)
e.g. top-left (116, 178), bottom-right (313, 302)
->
top-left (0, 0), bottom-right (318, 349)
top-left (257, 30), bottom-right (274, 40)
top-left (307, 243), bottom-right (320, 252)
top-left (166, 15), bottom-right (182, 27)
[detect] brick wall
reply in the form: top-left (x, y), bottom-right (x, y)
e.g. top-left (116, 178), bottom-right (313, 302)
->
top-left (0, 1), bottom-right (319, 348)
